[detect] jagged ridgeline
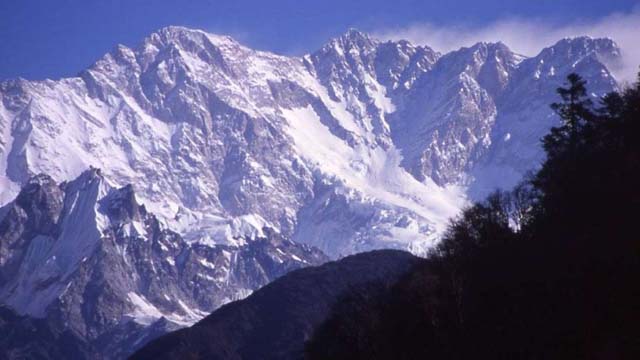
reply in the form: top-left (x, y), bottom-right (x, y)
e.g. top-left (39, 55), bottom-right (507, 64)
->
top-left (0, 26), bottom-right (625, 359)
top-left (0, 27), bottom-right (620, 257)
top-left (135, 73), bottom-right (640, 360)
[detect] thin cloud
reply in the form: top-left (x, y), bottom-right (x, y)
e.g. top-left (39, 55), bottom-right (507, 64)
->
top-left (373, 7), bottom-right (640, 82)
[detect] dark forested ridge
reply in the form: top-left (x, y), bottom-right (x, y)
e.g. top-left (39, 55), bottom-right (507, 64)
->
top-left (130, 250), bottom-right (420, 360)
top-left (305, 72), bottom-right (640, 359)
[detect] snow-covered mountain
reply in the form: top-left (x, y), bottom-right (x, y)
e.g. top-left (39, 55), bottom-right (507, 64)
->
top-left (0, 26), bottom-right (621, 358)
top-left (0, 169), bottom-right (326, 357)
top-left (0, 27), bottom-right (619, 257)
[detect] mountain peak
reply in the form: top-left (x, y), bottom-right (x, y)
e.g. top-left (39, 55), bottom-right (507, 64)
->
top-left (23, 173), bottom-right (57, 189)
top-left (547, 36), bottom-right (621, 57)
top-left (343, 28), bottom-right (372, 41)
top-left (464, 41), bottom-right (513, 54)
top-left (61, 167), bottom-right (110, 199)
top-left (99, 184), bottom-right (145, 225)
top-left (143, 25), bottom-right (239, 53)
top-left (327, 28), bottom-right (378, 51)
top-left (153, 25), bottom-right (220, 41)
top-left (12, 173), bottom-right (64, 236)
top-left (532, 35), bottom-right (622, 72)
top-left (76, 166), bottom-right (104, 182)
top-left (157, 25), bottom-right (198, 35)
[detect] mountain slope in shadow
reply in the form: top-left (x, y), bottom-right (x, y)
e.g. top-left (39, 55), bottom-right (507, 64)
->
top-left (131, 250), bottom-right (420, 360)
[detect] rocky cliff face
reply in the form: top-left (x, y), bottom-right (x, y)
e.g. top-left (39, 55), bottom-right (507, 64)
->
top-left (468, 37), bottom-right (620, 197)
top-left (0, 170), bottom-right (326, 357)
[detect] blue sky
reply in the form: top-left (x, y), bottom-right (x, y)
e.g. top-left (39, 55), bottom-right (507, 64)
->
top-left (1, 0), bottom-right (638, 80)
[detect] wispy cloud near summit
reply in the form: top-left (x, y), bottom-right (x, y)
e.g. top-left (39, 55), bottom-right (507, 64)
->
top-left (373, 7), bottom-right (640, 82)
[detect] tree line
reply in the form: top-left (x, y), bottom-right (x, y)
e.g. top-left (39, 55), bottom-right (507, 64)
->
top-left (305, 70), bottom-right (640, 359)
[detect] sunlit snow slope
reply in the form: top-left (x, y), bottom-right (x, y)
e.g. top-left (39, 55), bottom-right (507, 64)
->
top-left (0, 27), bottom-right (620, 257)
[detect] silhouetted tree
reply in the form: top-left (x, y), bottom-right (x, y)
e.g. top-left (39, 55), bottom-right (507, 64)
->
top-left (306, 71), bottom-right (640, 359)
top-left (545, 73), bottom-right (595, 157)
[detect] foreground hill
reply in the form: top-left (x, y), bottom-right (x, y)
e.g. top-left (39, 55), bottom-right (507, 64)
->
top-left (132, 250), bottom-right (420, 359)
